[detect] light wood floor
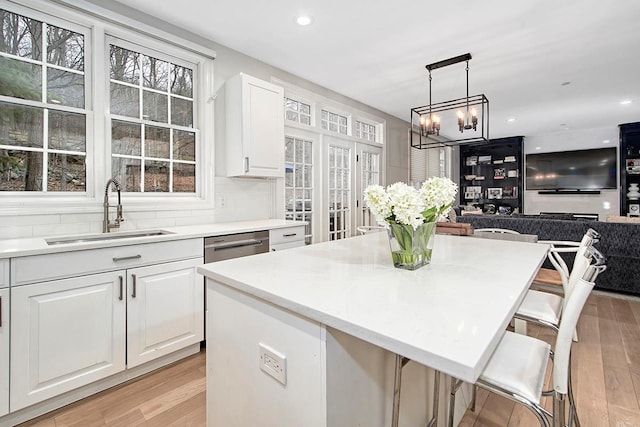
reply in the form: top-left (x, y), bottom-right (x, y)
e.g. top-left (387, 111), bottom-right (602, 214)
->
top-left (18, 292), bottom-right (640, 427)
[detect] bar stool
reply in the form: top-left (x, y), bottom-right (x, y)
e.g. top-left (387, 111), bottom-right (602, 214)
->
top-left (448, 247), bottom-right (606, 427)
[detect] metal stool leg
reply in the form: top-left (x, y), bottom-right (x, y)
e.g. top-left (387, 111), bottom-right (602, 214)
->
top-left (427, 370), bottom-right (440, 427)
top-left (391, 355), bottom-right (410, 427)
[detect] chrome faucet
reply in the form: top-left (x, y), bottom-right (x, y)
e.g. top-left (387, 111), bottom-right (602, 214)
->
top-left (103, 178), bottom-right (124, 233)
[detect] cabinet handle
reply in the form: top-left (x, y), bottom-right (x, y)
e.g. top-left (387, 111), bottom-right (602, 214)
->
top-left (244, 157), bottom-right (249, 173)
top-left (118, 276), bottom-right (123, 301)
top-left (282, 233), bottom-right (297, 237)
top-left (131, 274), bottom-right (137, 298)
top-left (113, 254), bottom-right (142, 262)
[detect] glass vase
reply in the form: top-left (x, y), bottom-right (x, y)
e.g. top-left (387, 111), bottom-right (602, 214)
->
top-left (387, 221), bottom-right (437, 270)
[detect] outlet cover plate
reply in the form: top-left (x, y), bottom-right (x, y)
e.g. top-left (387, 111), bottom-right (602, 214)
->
top-left (259, 343), bottom-right (286, 385)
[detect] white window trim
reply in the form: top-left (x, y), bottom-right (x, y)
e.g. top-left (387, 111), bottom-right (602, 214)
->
top-left (273, 78), bottom-right (386, 147)
top-left (0, 0), bottom-right (216, 215)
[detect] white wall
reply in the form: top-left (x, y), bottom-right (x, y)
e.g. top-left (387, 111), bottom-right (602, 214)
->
top-left (523, 126), bottom-right (620, 220)
top-left (0, 0), bottom-right (410, 239)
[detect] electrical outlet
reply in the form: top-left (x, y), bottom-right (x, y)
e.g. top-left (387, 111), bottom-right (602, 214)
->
top-left (259, 343), bottom-right (286, 385)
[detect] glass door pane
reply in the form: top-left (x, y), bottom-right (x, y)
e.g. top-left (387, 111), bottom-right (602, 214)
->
top-left (285, 136), bottom-right (313, 244)
top-left (328, 144), bottom-right (351, 240)
top-left (357, 145), bottom-right (382, 228)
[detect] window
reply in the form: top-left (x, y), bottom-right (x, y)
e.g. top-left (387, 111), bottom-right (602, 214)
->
top-left (321, 109), bottom-right (348, 135)
top-left (284, 98), bottom-right (310, 125)
top-left (285, 136), bottom-right (313, 244)
top-left (0, 8), bottom-right (88, 192)
top-left (108, 41), bottom-right (196, 193)
top-left (355, 121), bottom-right (376, 142)
top-left (0, 3), bottom-right (213, 207)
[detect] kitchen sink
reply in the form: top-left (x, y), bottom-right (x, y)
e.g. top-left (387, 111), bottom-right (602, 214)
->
top-left (45, 230), bottom-right (173, 245)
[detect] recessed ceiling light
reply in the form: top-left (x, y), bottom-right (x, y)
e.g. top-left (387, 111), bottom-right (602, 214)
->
top-left (561, 81), bottom-right (571, 86)
top-left (535, 147), bottom-right (541, 150)
top-left (506, 117), bottom-right (516, 123)
top-left (620, 100), bottom-right (632, 105)
top-left (296, 15), bottom-right (313, 26)
top-left (603, 139), bottom-right (610, 144)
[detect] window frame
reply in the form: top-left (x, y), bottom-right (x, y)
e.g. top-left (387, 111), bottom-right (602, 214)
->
top-left (0, 0), bottom-right (215, 214)
top-left (105, 35), bottom-right (200, 194)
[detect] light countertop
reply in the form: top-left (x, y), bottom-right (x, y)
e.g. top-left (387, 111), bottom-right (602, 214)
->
top-left (198, 232), bottom-right (549, 383)
top-left (0, 219), bottom-right (303, 258)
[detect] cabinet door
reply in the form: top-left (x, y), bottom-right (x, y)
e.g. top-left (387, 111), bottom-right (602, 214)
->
top-left (0, 288), bottom-right (8, 417)
top-left (127, 258), bottom-right (204, 368)
top-left (10, 272), bottom-right (126, 411)
top-left (243, 76), bottom-right (284, 177)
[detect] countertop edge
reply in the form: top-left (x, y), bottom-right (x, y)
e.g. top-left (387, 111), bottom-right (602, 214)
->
top-left (0, 219), bottom-right (305, 258)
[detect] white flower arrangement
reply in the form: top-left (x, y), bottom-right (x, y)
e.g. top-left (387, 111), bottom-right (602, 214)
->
top-left (363, 177), bottom-right (458, 269)
top-left (364, 177), bottom-right (458, 229)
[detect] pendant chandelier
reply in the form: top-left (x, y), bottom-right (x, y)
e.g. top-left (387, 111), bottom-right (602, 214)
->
top-left (410, 53), bottom-right (489, 149)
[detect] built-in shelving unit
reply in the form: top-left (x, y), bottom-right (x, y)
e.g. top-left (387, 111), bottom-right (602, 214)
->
top-left (620, 122), bottom-right (640, 216)
top-left (459, 136), bottom-right (524, 214)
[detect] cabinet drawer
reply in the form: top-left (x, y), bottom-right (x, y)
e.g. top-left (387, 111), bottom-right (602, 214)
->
top-left (0, 259), bottom-right (7, 288)
top-left (11, 238), bottom-right (203, 286)
top-left (270, 241), bottom-right (305, 252)
top-left (269, 226), bottom-right (305, 245)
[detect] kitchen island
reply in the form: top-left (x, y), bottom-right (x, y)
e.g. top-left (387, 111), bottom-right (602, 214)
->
top-left (198, 232), bottom-right (549, 426)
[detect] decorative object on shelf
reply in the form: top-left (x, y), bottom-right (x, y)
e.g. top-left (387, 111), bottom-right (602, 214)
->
top-left (629, 204), bottom-right (640, 217)
top-left (627, 159), bottom-right (640, 174)
top-left (410, 53), bottom-right (489, 149)
top-left (494, 168), bottom-right (506, 179)
top-left (364, 178), bottom-right (458, 270)
top-left (628, 183), bottom-right (640, 200)
top-left (504, 155), bottom-right (517, 163)
top-left (487, 187), bottom-right (503, 199)
top-left (465, 156), bottom-right (478, 166)
top-left (507, 169), bottom-right (518, 178)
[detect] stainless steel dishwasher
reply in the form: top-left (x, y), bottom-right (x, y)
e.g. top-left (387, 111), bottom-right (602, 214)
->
top-left (204, 230), bottom-right (269, 263)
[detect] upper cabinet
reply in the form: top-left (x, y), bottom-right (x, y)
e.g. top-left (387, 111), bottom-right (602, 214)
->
top-left (620, 122), bottom-right (640, 216)
top-left (459, 136), bottom-right (524, 215)
top-left (225, 73), bottom-right (285, 178)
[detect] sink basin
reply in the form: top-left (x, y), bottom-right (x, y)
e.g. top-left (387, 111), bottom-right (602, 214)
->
top-left (46, 230), bottom-right (173, 245)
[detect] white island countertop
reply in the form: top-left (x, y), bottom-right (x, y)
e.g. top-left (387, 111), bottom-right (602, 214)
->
top-left (198, 232), bottom-right (549, 383)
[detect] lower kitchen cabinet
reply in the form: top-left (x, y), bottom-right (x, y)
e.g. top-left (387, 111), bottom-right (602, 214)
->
top-left (9, 256), bottom-right (204, 411)
top-left (127, 258), bottom-right (204, 368)
top-left (0, 287), bottom-right (9, 417)
top-left (10, 271), bottom-right (126, 411)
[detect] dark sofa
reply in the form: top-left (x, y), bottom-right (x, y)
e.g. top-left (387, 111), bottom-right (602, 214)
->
top-left (457, 215), bottom-right (640, 295)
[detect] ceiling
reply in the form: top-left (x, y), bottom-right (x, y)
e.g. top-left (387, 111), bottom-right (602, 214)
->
top-left (115, 0), bottom-right (640, 140)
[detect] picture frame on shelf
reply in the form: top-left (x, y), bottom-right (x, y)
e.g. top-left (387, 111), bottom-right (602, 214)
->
top-left (507, 169), bottom-right (518, 178)
top-left (494, 168), bottom-right (506, 179)
top-left (493, 159), bottom-right (504, 164)
top-left (466, 156), bottom-right (478, 166)
top-left (487, 187), bottom-right (502, 199)
top-left (504, 155), bottom-right (517, 162)
top-left (627, 159), bottom-right (640, 174)
top-left (464, 174), bottom-right (476, 181)
top-left (478, 155), bottom-right (492, 164)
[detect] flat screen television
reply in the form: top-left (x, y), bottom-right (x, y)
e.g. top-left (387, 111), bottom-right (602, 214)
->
top-left (525, 147), bottom-right (617, 190)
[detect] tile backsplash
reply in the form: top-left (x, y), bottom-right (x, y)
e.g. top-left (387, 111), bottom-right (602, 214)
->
top-left (0, 177), bottom-right (278, 239)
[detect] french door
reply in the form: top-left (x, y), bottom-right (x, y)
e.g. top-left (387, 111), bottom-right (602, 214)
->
top-left (322, 137), bottom-right (383, 241)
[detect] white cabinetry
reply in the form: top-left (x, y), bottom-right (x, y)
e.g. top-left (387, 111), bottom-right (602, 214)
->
top-left (225, 73), bottom-right (284, 178)
top-left (9, 238), bottom-right (203, 411)
top-left (127, 258), bottom-right (204, 368)
top-left (0, 259), bottom-right (9, 417)
top-left (10, 272), bottom-right (126, 411)
top-left (269, 225), bottom-right (306, 251)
